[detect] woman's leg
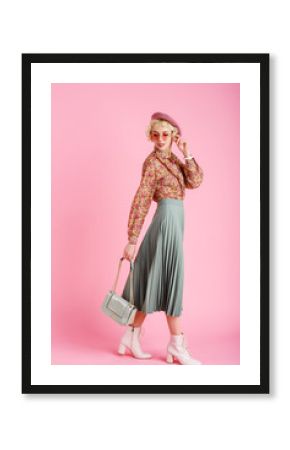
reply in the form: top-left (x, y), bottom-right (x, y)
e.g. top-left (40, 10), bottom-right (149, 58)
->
top-left (119, 310), bottom-right (151, 358)
top-left (166, 314), bottom-right (182, 335)
top-left (165, 314), bottom-right (201, 364)
top-left (131, 310), bottom-right (147, 327)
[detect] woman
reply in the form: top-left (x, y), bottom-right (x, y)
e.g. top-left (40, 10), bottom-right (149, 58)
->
top-left (119, 112), bottom-right (204, 365)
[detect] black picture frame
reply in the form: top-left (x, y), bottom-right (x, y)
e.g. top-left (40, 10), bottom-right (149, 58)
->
top-left (22, 53), bottom-right (269, 394)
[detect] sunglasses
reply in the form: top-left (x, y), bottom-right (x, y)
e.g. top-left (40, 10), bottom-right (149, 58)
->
top-left (150, 131), bottom-right (177, 139)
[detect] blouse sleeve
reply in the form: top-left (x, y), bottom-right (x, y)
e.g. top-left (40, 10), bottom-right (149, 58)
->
top-left (176, 155), bottom-right (204, 189)
top-left (127, 160), bottom-right (157, 245)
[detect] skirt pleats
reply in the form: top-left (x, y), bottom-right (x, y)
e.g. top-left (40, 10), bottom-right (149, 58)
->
top-left (122, 198), bottom-right (184, 317)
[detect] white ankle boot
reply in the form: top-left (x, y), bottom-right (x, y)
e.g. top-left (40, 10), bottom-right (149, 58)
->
top-left (166, 332), bottom-right (202, 365)
top-left (118, 325), bottom-right (152, 359)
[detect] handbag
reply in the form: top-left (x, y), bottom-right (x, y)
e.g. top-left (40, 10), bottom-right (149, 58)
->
top-left (101, 256), bottom-right (138, 326)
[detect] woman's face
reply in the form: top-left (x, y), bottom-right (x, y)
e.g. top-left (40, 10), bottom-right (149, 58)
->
top-left (150, 123), bottom-right (173, 151)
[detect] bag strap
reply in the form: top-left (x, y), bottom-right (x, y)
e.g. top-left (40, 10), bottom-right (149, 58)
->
top-left (112, 257), bottom-right (135, 305)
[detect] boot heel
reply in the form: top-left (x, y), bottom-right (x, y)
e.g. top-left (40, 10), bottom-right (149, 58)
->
top-left (166, 352), bottom-right (174, 364)
top-left (118, 343), bottom-right (127, 355)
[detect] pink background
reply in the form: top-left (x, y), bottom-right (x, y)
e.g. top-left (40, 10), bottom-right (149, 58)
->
top-left (51, 83), bottom-right (240, 365)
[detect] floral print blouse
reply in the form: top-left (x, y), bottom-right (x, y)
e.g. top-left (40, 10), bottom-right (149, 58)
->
top-left (127, 148), bottom-right (204, 244)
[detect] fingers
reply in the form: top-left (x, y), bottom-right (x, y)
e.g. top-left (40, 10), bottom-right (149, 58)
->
top-left (175, 135), bottom-right (186, 149)
top-left (123, 250), bottom-right (134, 261)
top-left (123, 242), bottom-right (136, 261)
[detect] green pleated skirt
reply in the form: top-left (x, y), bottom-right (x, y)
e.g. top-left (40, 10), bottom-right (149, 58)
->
top-left (122, 198), bottom-right (184, 317)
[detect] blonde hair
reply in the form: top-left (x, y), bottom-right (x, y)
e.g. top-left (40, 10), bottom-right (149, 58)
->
top-left (145, 119), bottom-right (179, 141)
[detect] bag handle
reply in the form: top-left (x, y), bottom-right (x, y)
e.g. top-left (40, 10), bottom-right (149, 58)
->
top-left (112, 257), bottom-right (135, 306)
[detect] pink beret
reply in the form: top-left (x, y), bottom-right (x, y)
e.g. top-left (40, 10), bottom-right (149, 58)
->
top-left (151, 111), bottom-right (182, 136)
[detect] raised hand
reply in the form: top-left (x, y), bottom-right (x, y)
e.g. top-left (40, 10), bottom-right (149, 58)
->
top-left (173, 135), bottom-right (190, 158)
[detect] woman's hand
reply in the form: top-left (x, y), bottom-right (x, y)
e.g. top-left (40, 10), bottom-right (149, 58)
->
top-left (123, 242), bottom-right (136, 261)
top-left (173, 134), bottom-right (191, 158)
